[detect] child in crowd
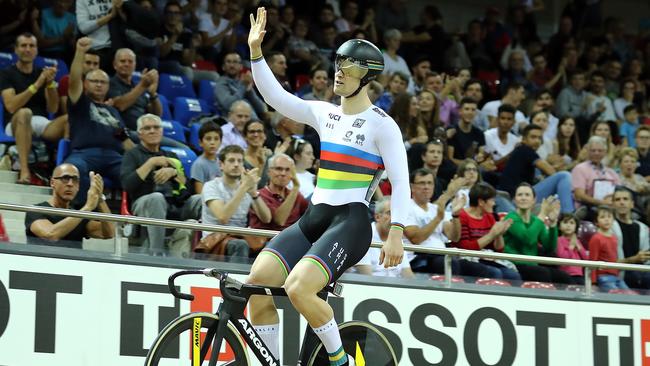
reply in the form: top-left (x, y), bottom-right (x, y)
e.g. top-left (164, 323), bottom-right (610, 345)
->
top-left (556, 213), bottom-right (588, 284)
top-left (588, 206), bottom-right (629, 291)
top-left (190, 122), bottom-right (223, 194)
top-left (620, 105), bottom-right (640, 148)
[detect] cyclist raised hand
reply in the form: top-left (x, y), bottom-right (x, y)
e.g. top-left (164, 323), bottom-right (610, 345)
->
top-left (246, 7), bottom-right (410, 366)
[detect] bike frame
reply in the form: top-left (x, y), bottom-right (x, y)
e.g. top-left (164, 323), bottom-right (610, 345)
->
top-left (168, 269), bottom-right (342, 366)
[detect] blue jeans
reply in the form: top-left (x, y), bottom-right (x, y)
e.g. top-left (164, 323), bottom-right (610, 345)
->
top-left (597, 274), bottom-right (629, 292)
top-left (478, 260), bottom-right (522, 281)
top-left (65, 147), bottom-right (122, 203)
top-left (495, 195), bottom-right (515, 214)
top-left (534, 171), bottom-right (575, 213)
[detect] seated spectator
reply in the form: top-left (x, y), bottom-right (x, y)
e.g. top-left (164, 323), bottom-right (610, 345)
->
top-left (107, 48), bottom-right (162, 131)
top-left (64, 37), bottom-right (131, 204)
top-left (58, 49), bottom-right (100, 114)
top-left (409, 57), bottom-right (431, 94)
top-left (375, 71), bottom-right (408, 112)
top-left (589, 205), bottom-right (630, 291)
top-left (422, 72), bottom-right (458, 127)
top-left (415, 89), bottom-right (440, 141)
top-left (355, 197), bottom-right (414, 278)
top-left (530, 89), bottom-right (559, 142)
top-left (613, 79), bottom-right (636, 121)
top-left (604, 59), bottom-right (623, 98)
top-left (612, 187), bottom-right (650, 289)
top-left (618, 148), bottom-right (650, 203)
top-left (201, 145), bottom-right (271, 258)
top-left (480, 82), bottom-right (527, 132)
top-left (620, 105), bottom-right (640, 148)
top-left (483, 104), bottom-right (520, 165)
top-left (220, 100), bottom-right (253, 150)
top-left (286, 17), bottom-right (324, 78)
top-left (586, 71), bottom-right (617, 124)
top-left (503, 183), bottom-right (571, 284)
top-left (404, 170), bottom-right (468, 275)
top-left (499, 124), bottom-right (575, 213)
top-left (577, 121), bottom-right (618, 167)
top-left (453, 182), bottom-right (520, 280)
top-left (198, 0), bottom-right (235, 63)
top-left (572, 136), bottom-right (621, 217)
top-left (214, 52), bottom-right (267, 117)
top-left (191, 121), bottom-right (223, 194)
top-left (553, 117), bottom-right (581, 171)
top-left (556, 213), bottom-right (587, 284)
top-left (500, 49), bottom-right (531, 94)
top-left (527, 52), bottom-right (565, 93)
top-left (461, 79), bottom-right (489, 131)
top-left (301, 68), bottom-right (337, 103)
top-left (248, 154), bottom-right (308, 245)
top-left (287, 138), bottom-right (316, 198)
top-left (636, 126), bottom-right (650, 179)
top-left (528, 111), bottom-right (555, 161)
top-left (389, 93), bottom-right (422, 148)
top-left (266, 51), bottom-right (292, 92)
top-left (381, 29), bottom-right (414, 94)
top-left (25, 163), bottom-right (114, 248)
top-left (2, 33), bottom-right (66, 184)
top-left (556, 70), bottom-right (590, 140)
top-left (447, 97), bottom-right (486, 166)
top-left (120, 114), bottom-right (201, 255)
top-left (421, 139), bottom-right (455, 195)
top-left (158, 1), bottom-right (219, 83)
top-left (30, 0), bottom-right (76, 63)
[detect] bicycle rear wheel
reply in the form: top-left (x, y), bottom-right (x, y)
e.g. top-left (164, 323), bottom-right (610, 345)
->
top-left (145, 312), bottom-right (250, 366)
top-left (306, 321), bottom-right (397, 366)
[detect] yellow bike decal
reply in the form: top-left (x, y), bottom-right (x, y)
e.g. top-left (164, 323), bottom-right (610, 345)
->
top-left (192, 317), bottom-right (202, 366)
top-left (355, 341), bottom-right (365, 366)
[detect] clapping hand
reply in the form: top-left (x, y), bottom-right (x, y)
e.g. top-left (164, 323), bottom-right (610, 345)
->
top-left (242, 168), bottom-right (261, 193)
top-left (84, 171), bottom-right (104, 211)
top-left (490, 218), bottom-right (513, 237)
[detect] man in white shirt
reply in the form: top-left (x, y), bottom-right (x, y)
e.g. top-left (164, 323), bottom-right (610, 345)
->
top-left (220, 100), bottom-right (253, 150)
top-left (484, 104), bottom-right (521, 163)
top-left (480, 81), bottom-right (528, 133)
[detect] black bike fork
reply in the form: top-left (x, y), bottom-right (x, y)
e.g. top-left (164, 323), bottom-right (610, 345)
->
top-left (204, 298), bottom-right (247, 366)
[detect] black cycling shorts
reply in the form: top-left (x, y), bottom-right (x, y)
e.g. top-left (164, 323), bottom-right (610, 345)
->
top-left (261, 202), bottom-right (372, 284)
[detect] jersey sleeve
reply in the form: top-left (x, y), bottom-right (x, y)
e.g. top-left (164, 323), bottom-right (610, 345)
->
top-left (375, 117), bottom-right (411, 227)
top-left (251, 57), bottom-right (323, 132)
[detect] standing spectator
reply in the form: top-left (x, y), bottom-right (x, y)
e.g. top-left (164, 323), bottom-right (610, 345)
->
top-left (374, 71), bottom-right (408, 112)
top-left (409, 57), bottom-right (431, 94)
top-left (301, 68), bottom-right (336, 103)
top-left (213, 52), bottom-right (267, 118)
top-left (572, 136), bottom-right (621, 215)
top-left (586, 71), bottom-right (617, 123)
top-left (1, 33), bottom-right (65, 184)
top-left (453, 182), bottom-right (520, 280)
top-left (498, 124), bottom-right (575, 213)
top-left (120, 114), bottom-right (201, 255)
top-left (527, 53), bottom-right (565, 93)
top-left (503, 183), bottom-right (571, 284)
top-left (107, 48), bottom-right (162, 131)
top-left (620, 105), bottom-right (640, 148)
top-left (483, 104), bottom-right (520, 164)
top-left (603, 59), bottom-right (623, 98)
top-left (556, 213), bottom-right (587, 284)
top-left (381, 29), bottom-right (414, 93)
top-left (201, 145), bottom-right (271, 258)
top-left (220, 100), bottom-right (253, 150)
top-left (401, 5), bottom-right (449, 71)
top-left (287, 138), bottom-right (316, 199)
top-left (635, 126), bottom-right (650, 179)
top-left (611, 187), bottom-right (650, 289)
top-left (480, 82), bottom-right (527, 131)
top-left (58, 50), bottom-right (100, 115)
top-left (64, 37), bottom-right (130, 203)
top-left (589, 206), bottom-right (629, 291)
top-left (198, 0), bottom-right (235, 63)
top-left (266, 51), bottom-right (292, 92)
top-left (447, 97), bottom-right (485, 165)
top-left (30, 0), bottom-right (76, 63)
top-left (25, 163), bottom-right (114, 248)
top-left (190, 121), bottom-right (222, 194)
top-left (286, 18), bottom-right (324, 79)
top-left (613, 79), bottom-right (636, 121)
top-left (76, 0), bottom-right (122, 72)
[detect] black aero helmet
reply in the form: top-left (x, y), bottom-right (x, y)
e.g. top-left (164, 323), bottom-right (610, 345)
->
top-left (335, 39), bottom-right (384, 96)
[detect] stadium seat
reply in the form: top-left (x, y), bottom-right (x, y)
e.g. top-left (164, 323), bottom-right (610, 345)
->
top-left (34, 56), bottom-right (68, 82)
top-left (198, 79), bottom-right (217, 112)
top-left (173, 97), bottom-right (210, 126)
top-left (158, 94), bottom-right (173, 120)
top-left (475, 278), bottom-right (512, 286)
top-left (521, 281), bottom-right (556, 290)
top-left (189, 123), bottom-right (202, 152)
top-left (158, 73), bottom-right (196, 101)
top-left (0, 52), bottom-right (15, 69)
top-left (0, 99), bottom-right (14, 144)
top-left (430, 274), bottom-right (466, 283)
top-left (161, 145), bottom-right (197, 179)
top-left (161, 120), bottom-right (187, 144)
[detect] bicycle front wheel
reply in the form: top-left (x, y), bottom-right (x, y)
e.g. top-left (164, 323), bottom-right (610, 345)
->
top-left (145, 312), bottom-right (250, 366)
top-left (306, 321), bottom-right (398, 366)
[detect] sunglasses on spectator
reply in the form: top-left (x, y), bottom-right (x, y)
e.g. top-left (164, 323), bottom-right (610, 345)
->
top-left (52, 175), bottom-right (80, 184)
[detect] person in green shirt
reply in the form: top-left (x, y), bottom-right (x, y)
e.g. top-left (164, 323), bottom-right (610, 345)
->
top-left (503, 183), bottom-right (572, 284)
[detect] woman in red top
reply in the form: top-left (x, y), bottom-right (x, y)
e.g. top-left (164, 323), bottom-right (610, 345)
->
top-left (454, 182), bottom-right (520, 280)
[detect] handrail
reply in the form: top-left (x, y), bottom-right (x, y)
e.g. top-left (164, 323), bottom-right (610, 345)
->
top-left (1, 201), bottom-right (649, 273)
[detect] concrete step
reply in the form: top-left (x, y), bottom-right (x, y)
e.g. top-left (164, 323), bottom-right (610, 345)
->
top-left (0, 170), bottom-right (17, 183)
top-left (0, 192), bottom-right (52, 205)
top-left (0, 210), bottom-right (25, 220)
top-left (83, 238), bottom-right (127, 253)
top-left (0, 182), bottom-right (52, 195)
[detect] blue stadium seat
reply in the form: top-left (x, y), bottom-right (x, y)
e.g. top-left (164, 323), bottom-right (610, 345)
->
top-left (0, 98), bottom-right (14, 144)
top-left (173, 97), bottom-right (210, 126)
top-left (0, 52), bottom-right (15, 69)
top-left (131, 71), bottom-right (142, 85)
top-left (189, 123), bottom-right (202, 152)
top-left (158, 73), bottom-right (196, 101)
top-left (158, 94), bottom-right (173, 120)
top-left (161, 120), bottom-right (187, 144)
top-left (161, 145), bottom-right (197, 179)
top-left (198, 79), bottom-right (217, 111)
top-left (56, 138), bottom-right (70, 165)
top-left (33, 57), bottom-right (68, 82)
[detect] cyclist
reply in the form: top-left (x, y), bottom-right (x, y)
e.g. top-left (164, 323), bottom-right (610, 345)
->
top-left (246, 8), bottom-right (410, 366)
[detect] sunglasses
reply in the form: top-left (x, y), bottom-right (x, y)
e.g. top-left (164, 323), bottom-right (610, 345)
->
top-left (335, 56), bottom-right (369, 79)
top-left (52, 175), bottom-right (80, 184)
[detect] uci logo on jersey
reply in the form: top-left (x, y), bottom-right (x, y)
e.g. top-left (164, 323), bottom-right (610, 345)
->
top-left (329, 113), bottom-right (341, 121)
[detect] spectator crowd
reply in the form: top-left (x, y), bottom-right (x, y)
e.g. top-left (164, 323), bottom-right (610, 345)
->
top-left (2, 0), bottom-right (650, 292)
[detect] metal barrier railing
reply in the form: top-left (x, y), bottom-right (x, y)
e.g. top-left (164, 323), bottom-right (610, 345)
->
top-left (2, 201), bottom-right (649, 296)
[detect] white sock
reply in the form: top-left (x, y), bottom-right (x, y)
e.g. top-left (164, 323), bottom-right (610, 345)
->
top-left (312, 317), bottom-right (347, 365)
top-left (253, 323), bottom-right (280, 359)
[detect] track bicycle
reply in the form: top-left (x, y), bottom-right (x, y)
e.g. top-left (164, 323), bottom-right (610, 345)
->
top-left (144, 268), bottom-right (398, 366)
